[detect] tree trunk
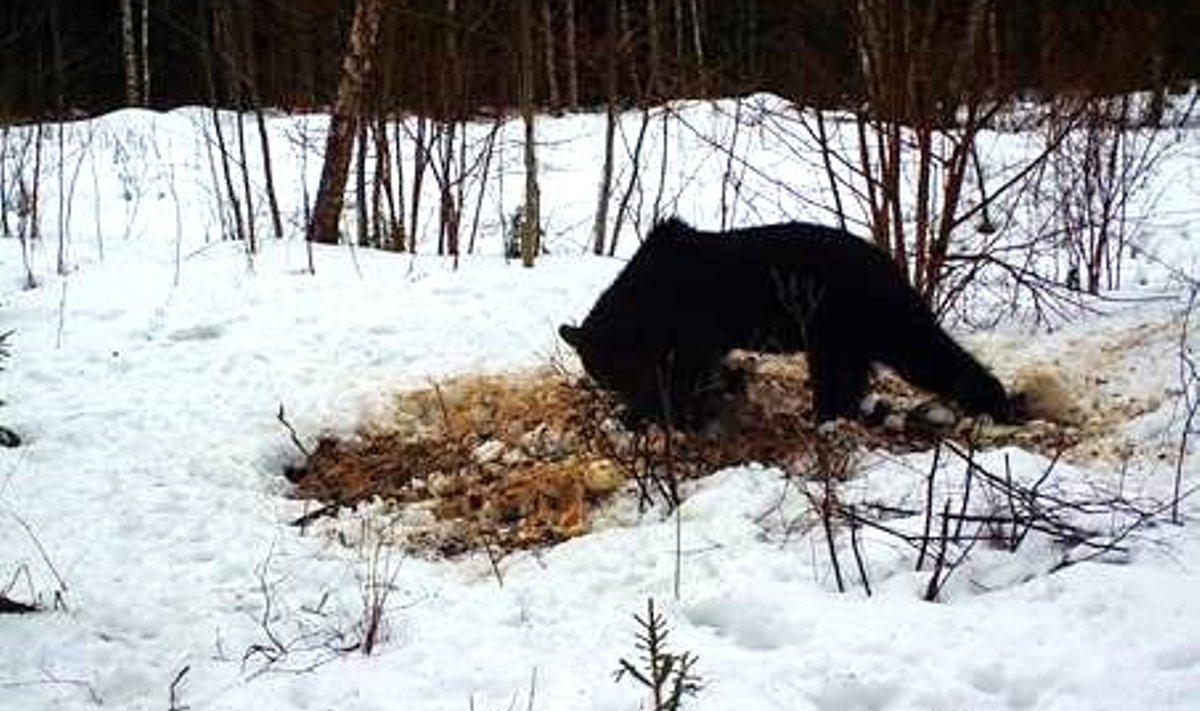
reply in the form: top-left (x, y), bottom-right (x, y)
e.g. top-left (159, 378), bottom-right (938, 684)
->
top-left (646, 0), bottom-right (661, 97)
top-left (611, 107), bottom-right (652, 256)
top-left (19, 123), bottom-right (43, 289)
top-left (210, 109), bottom-right (244, 242)
top-left (140, 0), bottom-right (150, 104)
top-left (254, 107), bottom-right (284, 240)
top-left (392, 120), bottom-right (408, 251)
top-left (237, 6), bottom-right (281, 243)
top-left (372, 119), bottom-right (395, 248)
top-left (564, 0), bottom-right (579, 108)
top-left (121, 0), bottom-right (139, 106)
top-left (200, 4), bottom-right (243, 243)
top-left (235, 4), bottom-right (283, 243)
top-left (409, 116), bottom-right (428, 249)
top-left (356, 117), bottom-right (369, 247)
top-left (468, 118), bottom-right (502, 254)
top-left (541, 0), bottom-right (560, 109)
top-left (689, 0), bottom-right (705, 85)
top-left (673, 0), bottom-right (684, 71)
top-left (308, 0), bottom-right (385, 245)
top-left (48, 0), bottom-right (67, 273)
top-left (518, 0), bottom-right (540, 267)
top-left (438, 121), bottom-right (459, 258)
top-left (0, 126), bottom-right (9, 239)
top-left (235, 110), bottom-right (256, 253)
top-left (618, 0), bottom-right (642, 97)
top-left (591, 0), bottom-right (619, 255)
top-left (441, 0), bottom-right (461, 260)
top-left (29, 122), bottom-right (42, 244)
top-left (444, 0), bottom-right (461, 117)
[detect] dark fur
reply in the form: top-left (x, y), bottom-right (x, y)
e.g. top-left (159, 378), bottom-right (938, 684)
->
top-left (560, 218), bottom-right (1011, 427)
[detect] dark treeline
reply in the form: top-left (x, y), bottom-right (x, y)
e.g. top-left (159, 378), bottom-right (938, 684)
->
top-left (2, 0), bottom-right (1199, 121)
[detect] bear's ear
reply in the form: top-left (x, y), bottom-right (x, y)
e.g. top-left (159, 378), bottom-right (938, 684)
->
top-left (558, 324), bottom-right (586, 348)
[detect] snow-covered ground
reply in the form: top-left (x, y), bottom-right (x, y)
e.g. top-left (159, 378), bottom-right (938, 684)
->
top-left (2, 99), bottom-right (1199, 711)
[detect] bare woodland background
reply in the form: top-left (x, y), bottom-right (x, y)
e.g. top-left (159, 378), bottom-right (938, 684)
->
top-left (2, 1), bottom-right (1198, 308)
top-left (2, 1), bottom-right (1197, 120)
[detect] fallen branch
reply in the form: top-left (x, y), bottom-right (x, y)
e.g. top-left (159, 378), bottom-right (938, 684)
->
top-left (168, 665), bottom-right (190, 711)
top-left (276, 405), bottom-right (312, 459)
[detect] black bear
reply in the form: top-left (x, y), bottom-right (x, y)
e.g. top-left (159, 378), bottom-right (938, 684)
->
top-left (559, 218), bottom-right (1012, 427)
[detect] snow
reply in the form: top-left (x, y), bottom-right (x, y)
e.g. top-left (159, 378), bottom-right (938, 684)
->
top-left (2, 98), bottom-right (1200, 711)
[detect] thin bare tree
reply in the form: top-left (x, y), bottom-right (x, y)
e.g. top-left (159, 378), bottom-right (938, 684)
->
top-left (140, 0), bottom-right (150, 104)
top-left (407, 115), bottom-right (430, 250)
top-left (254, 108), bottom-right (284, 241)
top-left (645, 0), bottom-right (661, 97)
top-left (121, 0), bottom-right (139, 105)
top-left (564, 0), bottom-right (579, 108)
top-left (356, 115), bottom-right (369, 247)
top-left (234, 8), bottom-right (285, 242)
top-left (688, 0), bottom-right (705, 82)
top-left (518, 0), bottom-right (541, 266)
top-left (541, 0), bottom-right (560, 109)
top-left (591, 0), bottom-right (619, 255)
top-left (0, 126), bottom-right (9, 239)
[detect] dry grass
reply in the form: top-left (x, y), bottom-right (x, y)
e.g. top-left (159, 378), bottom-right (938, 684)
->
top-left (292, 370), bottom-right (627, 554)
top-left (287, 357), bottom-right (1106, 556)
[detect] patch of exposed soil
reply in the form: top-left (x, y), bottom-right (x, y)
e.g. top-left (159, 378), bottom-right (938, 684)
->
top-left (287, 355), bottom-right (1106, 555)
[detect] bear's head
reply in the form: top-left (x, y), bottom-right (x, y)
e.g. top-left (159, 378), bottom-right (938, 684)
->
top-left (951, 370), bottom-right (1021, 424)
top-left (559, 324), bottom-right (660, 408)
top-left (559, 324), bottom-right (653, 391)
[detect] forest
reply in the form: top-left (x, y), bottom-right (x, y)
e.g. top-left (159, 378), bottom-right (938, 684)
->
top-left (1, 0), bottom-right (1198, 120)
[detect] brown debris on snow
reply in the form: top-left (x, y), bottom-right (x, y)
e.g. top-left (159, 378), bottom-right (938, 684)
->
top-left (288, 361), bottom-right (994, 555)
top-left (985, 312), bottom-right (1183, 467)
top-left (287, 337), bottom-right (1166, 555)
top-left (290, 371), bottom-right (646, 553)
top-left (1013, 366), bottom-right (1087, 425)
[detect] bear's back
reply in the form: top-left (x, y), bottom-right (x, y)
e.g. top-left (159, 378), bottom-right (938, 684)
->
top-left (579, 218), bottom-right (918, 351)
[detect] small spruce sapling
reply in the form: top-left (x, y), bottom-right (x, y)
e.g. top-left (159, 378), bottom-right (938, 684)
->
top-left (614, 598), bottom-right (701, 711)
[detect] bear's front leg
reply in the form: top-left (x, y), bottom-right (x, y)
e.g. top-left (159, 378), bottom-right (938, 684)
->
top-left (630, 349), bottom-right (726, 430)
top-left (808, 342), bottom-right (870, 423)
